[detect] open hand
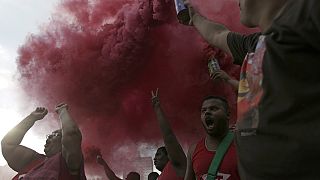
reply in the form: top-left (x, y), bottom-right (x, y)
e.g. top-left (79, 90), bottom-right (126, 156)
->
top-left (151, 88), bottom-right (160, 108)
top-left (30, 107), bottom-right (48, 121)
top-left (55, 103), bottom-right (69, 114)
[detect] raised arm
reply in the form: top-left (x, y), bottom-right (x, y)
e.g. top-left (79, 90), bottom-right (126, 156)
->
top-left (184, 144), bottom-right (196, 180)
top-left (55, 103), bottom-right (83, 174)
top-left (185, 0), bottom-right (231, 56)
top-left (1, 107), bottom-right (47, 172)
top-left (96, 155), bottom-right (122, 180)
top-left (151, 89), bottom-right (187, 177)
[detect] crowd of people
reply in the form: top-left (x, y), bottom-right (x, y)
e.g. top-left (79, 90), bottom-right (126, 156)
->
top-left (1, 0), bottom-right (319, 179)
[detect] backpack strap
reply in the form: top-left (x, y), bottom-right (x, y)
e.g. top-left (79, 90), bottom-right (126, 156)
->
top-left (207, 131), bottom-right (234, 180)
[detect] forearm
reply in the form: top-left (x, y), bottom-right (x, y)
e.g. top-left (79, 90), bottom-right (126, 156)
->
top-left (227, 79), bottom-right (239, 92)
top-left (1, 115), bottom-right (36, 146)
top-left (1, 108), bottom-right (46, 171)
top-left (154, 106), bottom-right (175, 137)
top-left (155, 107), bottom-right (184, 155)
top-left (184, 146), bottom-right (196, 180)
top-left (184, 159), bottom-right (196, 180)
top-left (193, 13), bottom-right (231, 54)
top-left (59, 109), bottom-right (81, 136)
top-left (59, 108), bottom-right (82, 171)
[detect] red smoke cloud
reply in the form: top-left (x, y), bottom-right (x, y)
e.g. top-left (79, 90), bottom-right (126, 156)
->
top-left (17, 0), bottom-right (255, 177)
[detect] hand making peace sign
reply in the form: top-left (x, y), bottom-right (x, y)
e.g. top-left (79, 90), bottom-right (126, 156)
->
top-left (151, 88), bottom-right (160, 108)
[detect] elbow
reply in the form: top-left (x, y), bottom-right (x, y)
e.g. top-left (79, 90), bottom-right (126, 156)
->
top-left (171, 160), bottom-right (187, 178)
top-left (1, 138), bottom-right (10, 156)
top-left (172, 155), bottom-right (187, 168)
top-left (1, 139), bottom-right (5, 149)
top-left (1, 135), bottom-right (9, 148)
top-left (208, 29), bottom-right (229, 48)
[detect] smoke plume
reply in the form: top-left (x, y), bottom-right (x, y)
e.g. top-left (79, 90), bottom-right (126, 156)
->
top-left (17, 0), bottom-right (256, 177)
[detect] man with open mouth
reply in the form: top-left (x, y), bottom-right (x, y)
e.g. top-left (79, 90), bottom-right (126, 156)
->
top-left (184, 0), bottom-right (320, 178)
top-left (184, 96), bottom-right (239, 180)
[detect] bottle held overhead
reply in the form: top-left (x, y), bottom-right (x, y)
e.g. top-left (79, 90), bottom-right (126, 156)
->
top-left (174, 0), bottom-right (190, 25)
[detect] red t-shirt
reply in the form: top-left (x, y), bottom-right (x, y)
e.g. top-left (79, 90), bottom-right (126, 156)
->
top-left (13, 153), bottom-right (86, 180)
top-left (158, 162), bottom-right (184, 180)
top-left (12, 154), bottom-right (46, 180)
top-left (192, 138), bottom-right (240, 180)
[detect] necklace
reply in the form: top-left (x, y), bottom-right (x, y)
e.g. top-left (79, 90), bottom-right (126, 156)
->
top-left (205, 137), bottom-right (216, 152)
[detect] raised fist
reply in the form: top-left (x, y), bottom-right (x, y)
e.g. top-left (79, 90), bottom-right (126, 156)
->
top-left (30, 107), bottom-right (48, 121)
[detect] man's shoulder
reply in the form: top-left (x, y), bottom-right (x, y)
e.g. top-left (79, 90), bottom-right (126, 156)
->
top-left (189, 138), bottom-right (206, 156)
top-left (227, 32), bottom-right (261, 64)
top-left (194, 138), bottom-right (205, 149)
top-left (159, 162), bottom-right (183, 180)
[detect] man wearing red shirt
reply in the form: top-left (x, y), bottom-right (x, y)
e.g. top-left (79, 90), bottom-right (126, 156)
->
top-left (153, 147), bottom-right (183, 180)
top-left (1, 104), bottom-right (86, 180)
top-left (185, 96), bottom-right (239, 180)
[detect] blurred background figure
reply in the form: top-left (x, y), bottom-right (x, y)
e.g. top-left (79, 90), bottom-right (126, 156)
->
top-left (147, 172), bottom-right (159, 180)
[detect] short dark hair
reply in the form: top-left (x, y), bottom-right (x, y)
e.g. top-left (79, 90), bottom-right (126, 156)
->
top-left (127, 172), bottom-right (140, 179)
top-left (157, 146), bottom-right (167, 155)
top-left (202, 95), bottom-right (229, 113)
top-left (148, 172), bottom-right (159, 180)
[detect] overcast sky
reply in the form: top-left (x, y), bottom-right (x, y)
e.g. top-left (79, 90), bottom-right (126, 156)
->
top-left (0, 0), bottom-right (59, 166)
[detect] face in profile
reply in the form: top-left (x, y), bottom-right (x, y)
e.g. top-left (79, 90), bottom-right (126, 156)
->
top-left (201, 98), bottom-right (229, 137)
top-left (153, 148), bottom-right (169, 171)
top-left (44, 129), bottom-right (62, 157)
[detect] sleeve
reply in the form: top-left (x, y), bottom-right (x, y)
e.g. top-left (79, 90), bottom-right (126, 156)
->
top-left (310, 1), bottom-right (320, 35)
top-left (301, 0), bottom-right (320, 51)
top-left (227, 32), bottom-right (261, 65)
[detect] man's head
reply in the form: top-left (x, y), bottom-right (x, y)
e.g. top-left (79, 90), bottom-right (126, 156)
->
top-left (148, 172), bottom-right (159, 180)
top-left (153, 146), bottom-right (169, 171)
top-left (44, 129), bottom-right (62, 157)
top-left (201, 96), bottom-right (230, 137)
top-left (126, 172), bottom-right (140, 180)
top-left (238, 0), bottom-right (288, 28)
